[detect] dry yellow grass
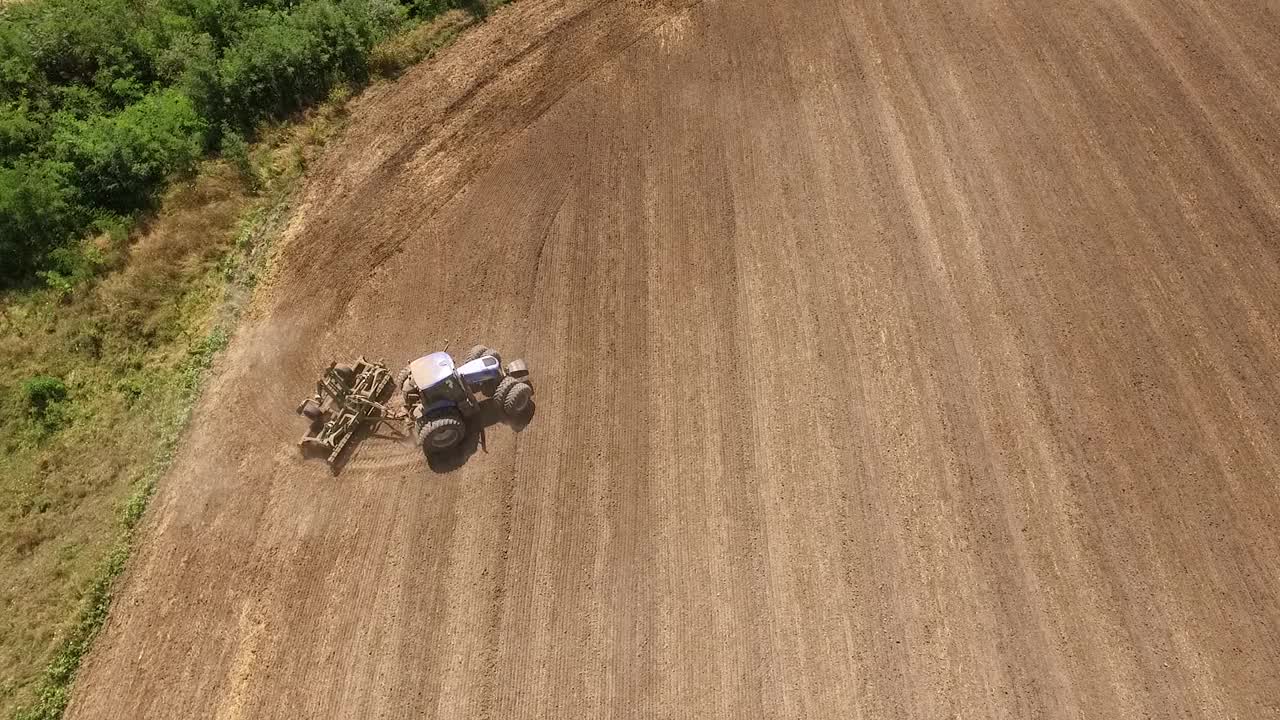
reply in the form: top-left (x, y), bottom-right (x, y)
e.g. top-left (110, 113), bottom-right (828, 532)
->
top-left (0, 101), bottom-right (351, 716)
top-left (0, 165), bottom-right (248, 715)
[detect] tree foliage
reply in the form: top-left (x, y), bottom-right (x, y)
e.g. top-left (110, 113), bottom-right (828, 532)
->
top-left (55, 90), bottom-right (208, 211)
top-left (0, 0), bottom-right (444, 288)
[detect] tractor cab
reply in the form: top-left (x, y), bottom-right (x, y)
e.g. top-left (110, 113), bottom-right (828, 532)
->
top-left (407, 352), bottom-right (478, 417)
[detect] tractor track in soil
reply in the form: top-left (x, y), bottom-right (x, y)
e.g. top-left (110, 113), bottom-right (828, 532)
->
top-left (69, 0), bottom-right (1280, 717)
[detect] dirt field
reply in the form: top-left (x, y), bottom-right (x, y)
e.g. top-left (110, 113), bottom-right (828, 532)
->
top-left (67, 0), bottom-right (1280, 717)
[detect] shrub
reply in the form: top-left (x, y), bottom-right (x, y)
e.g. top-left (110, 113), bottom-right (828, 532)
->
top-left (369, 6), bottom-right (463, 78)
top-left (0, 159), bottom-right (82, 285)
top-left (0, 8), bottom-right (41, 102)
top-left (172, 35), bottom-right (223, 129)
top-left (368, 35), bottom-right (418, 78)
top-left (0, 102), bottom-right (43, 156)
top-left (54, 90), bottom-right (208, 211)
top-left (296, 0), bottom-right (377, 79)
top-left (23, 376), bottom-right (67, 410)
top-left (217, 0), bottom-right (398, 129)
top-left (410, 0), bottom-right (472, 19)
top-left (220, 125), bottom-right (258, 191)
top-left (159, 0), bottom-right (247, 50)
top-left (216, 9), bottom-right (325, 126)
top-left (20, 0), bottom-right (160, 108)
top-left (42, 241), bottom-right (108, 295)
top-left (0, 0), bottom-right (466, 289)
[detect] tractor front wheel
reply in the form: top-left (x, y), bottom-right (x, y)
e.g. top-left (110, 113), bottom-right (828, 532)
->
top-left (502, 380), bottom-right (533, 416)
top-left (418, 413), bottom-right (466, 453)
top-left (493, 376), bottom-right (518, 405)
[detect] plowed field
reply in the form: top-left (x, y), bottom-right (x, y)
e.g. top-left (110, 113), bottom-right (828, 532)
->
top-left (69, 0), bottom-right (1280, 717)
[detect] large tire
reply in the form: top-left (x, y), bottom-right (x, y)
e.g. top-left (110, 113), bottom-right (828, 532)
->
top-left (502, 380), bottom-right (533, 416)
top-left (461, 345), bottom-right (492, 364)
top-left (493, 375), bottom-right (519, 405)
top-left (418, 413), bottom-right (465, 452)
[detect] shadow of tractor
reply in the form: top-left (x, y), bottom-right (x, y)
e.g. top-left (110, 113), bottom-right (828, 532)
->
top-left (423, 398), bottom-right (536, 473)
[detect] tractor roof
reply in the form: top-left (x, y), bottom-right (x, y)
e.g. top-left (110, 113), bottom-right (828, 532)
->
top-left (409, 352), bottom-right (455, 389)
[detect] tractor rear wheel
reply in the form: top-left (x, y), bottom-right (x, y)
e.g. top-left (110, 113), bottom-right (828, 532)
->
top-left (418, 413), bottom-right (465, 453)
top-left (503, 381), bottom-right (533, 416)
top-left (462, 345), bottom-right (493, 364)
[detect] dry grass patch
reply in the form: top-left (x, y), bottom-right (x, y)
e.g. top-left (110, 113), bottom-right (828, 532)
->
top-left (1, 100), bottom-right (348, 718)
top-left (370, 8), bottom-right (479, 77)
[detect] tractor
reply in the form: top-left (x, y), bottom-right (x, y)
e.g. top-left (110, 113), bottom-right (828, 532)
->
top-left (398, 345), bottom-right (533, 453)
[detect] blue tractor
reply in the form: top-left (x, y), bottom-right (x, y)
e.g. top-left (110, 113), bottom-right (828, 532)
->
top-left (398, 345), bottom-right (533, 453)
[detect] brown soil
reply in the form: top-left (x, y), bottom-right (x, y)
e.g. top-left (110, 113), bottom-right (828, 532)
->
top-left (67, 0), bottom-right (1280, 717)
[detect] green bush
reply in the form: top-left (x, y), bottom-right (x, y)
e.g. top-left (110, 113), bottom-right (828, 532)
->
top-left (0, 102), bottom-right (43, 156)
top-left (0, 0), bottom-right (485, 289)
top-left (14, 0), bottom-right (159, 109)
top-left (22, 376), bottom-right (68, 414)
top-left (0, 8), bottom-right (42, 102)
top-left (159, 0), bottom-right (247, 50)
top-left (217, 0), bottom-right (397, 129)
top-left (42, 240), bottom-right (109, 294)
top-left (220, 125), bottom-right (259, 191)
top-left (22, 376), bottom-right (73, 435)
top-left (54, 90), bottom-right (208, 211)
top-left (171, 35), bottom-right (223, 129)
top-left (0, 160), bottom-right (81, 285)
top-left (216, 10), bottom-right (323, 125)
